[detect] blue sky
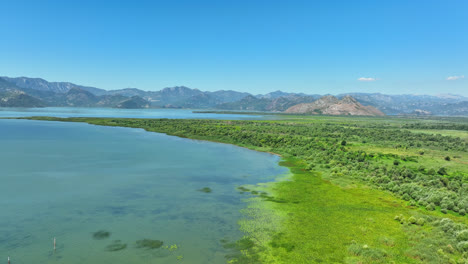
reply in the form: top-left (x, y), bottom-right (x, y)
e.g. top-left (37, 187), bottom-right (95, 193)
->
top-left (1, 0), bottom-right (467, 95)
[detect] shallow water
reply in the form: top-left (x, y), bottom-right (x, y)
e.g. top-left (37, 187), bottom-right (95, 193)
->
top-left (0, 107), bottom-right (278, 120)
top-left (0, 119), bottom-right (287, 263)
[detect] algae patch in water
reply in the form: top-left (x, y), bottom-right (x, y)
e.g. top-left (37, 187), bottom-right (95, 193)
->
top-left (93, 230), bottom-right (111, 240)
top-left (136, 239), bottom-right (164, 249)
top-left (105, 240), bottom-right (127, 252)
top-left (222, 237), bottom-right (255, 251)
top-left (237, 186), bottom-right (250, 193)
top-left (198, 187), bottom-right (212, 193)
top-left (222, 237), bottom-right (259, 263)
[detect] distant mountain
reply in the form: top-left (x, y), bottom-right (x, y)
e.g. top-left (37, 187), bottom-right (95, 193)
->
top-left (116, 96), bottom-right (150, 109)
top-left (434, 101), bottom-right (468, 116)
top-left (338, 93), bottom-right (468, 115)
top-left (285, 95), bottom-right (385, 116)
top-left (107, 88), bottom-right (154, 98)
top-left (256, 90), bottom-right (310, 99)
top-left (63, 88), bottom-right (100, 107)
top-left (60, 88), bottom-right (150, 108)
top-left (107, 87), bottom-right (250, 108)
top-left (1, 76), bottom-right (107, 95)
top-left (0, 77), bottom-right (150, 108)
top-left (216, 94), bottom-right (319, 111)
top-left (0, 78), bottom-right (45, 107)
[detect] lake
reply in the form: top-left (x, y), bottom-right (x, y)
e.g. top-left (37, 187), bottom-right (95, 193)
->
top-left (0, 118), bottom-right (287, 263)
top-left (0, 107), bottom-right (278, 120)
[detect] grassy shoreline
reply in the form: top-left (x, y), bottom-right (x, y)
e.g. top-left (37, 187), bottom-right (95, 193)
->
top-left (14, 116), bottom-right (468, 263)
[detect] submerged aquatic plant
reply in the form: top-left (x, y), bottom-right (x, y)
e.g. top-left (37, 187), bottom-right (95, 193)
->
top-left (105, 240), bottom-right (127, 251)
top-left (198, 187), bottom-right (212, 193)
top-left (237, 186), bottom-right (250, 193)
top-left (222, 237), bottom-right (260, 263)
top-left (136, 239), bottom-right (164, 249)
top-left (93, 230), bottom-right (111, 240)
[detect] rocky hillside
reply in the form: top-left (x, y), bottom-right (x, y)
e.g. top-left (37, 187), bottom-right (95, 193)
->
top-left (285, 95), bottom-right (385, 116)
top-left (216, 94), bottom-right (319, 111)
top-left (0, 78), bottom-right (45, 107)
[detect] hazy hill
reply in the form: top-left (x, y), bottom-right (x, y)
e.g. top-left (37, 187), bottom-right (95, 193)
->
top-left (1, 76), bottom-right (107, 95)
top-left (338, 93), bottom-right (468, 115)
top-left (176, 91), bottom-right (250, 109)
top-left (285, 95), bottom-right (385, 116)
top-left (216, 94), bottom-right (319, 111)
top-left (115, 96), bottom-right (150, 109)
top-left (256, 90), bottom-right (311, 99)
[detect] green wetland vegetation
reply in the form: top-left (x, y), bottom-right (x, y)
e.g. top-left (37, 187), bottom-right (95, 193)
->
top-left (20, 115), bottom-right (468, 263)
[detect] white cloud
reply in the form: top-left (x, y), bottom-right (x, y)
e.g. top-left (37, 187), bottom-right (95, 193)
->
top-left (447, 75), bottom-right (465, 81)
top-left (357, 77), bottom-right (377, 82)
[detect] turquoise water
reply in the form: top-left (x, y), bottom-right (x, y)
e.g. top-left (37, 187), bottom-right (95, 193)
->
top-left (0, 107), bottom-right (278, 120)
top-left (0, 119), bottom-right (287, 263)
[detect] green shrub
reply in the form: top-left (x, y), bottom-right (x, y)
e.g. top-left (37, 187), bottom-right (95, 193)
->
top-left (438, 167), bottom-right (448, 175)
top-left (457, 241), bottom-right (468, 252)
top-left (402, 193), bottom-right (411, 201)
top-left (416, 218), bottom-right (425, 226)
top-left (426, 203), bottom-right (435, 211)
top-left (457, 230), bottom-right (468, 242)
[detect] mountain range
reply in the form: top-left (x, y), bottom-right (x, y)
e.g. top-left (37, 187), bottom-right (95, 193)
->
top-left (1, 76), bottom-right (467, 116)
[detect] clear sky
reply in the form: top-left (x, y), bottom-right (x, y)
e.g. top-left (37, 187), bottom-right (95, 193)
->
top-left (1, 0), bottom-right (467, 95)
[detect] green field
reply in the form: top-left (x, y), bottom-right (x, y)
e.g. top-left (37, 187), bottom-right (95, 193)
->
top-left (18, 115), bottom-right (468, 263)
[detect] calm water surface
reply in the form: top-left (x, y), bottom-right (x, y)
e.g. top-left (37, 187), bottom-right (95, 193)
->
top-left (0, 119), bottom-right (287, 263)
top-left (0, 107), bottom-right (279, 120)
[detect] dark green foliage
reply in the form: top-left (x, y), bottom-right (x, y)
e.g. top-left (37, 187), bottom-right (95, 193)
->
top-left (93, 230), bottom-right (111, 240)
top-left (445, 156), bottom-right (451, 161)
top-left (437, 167), bottom-right (448, 175)
top-left (136, 239), bottom-right (164, 249)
